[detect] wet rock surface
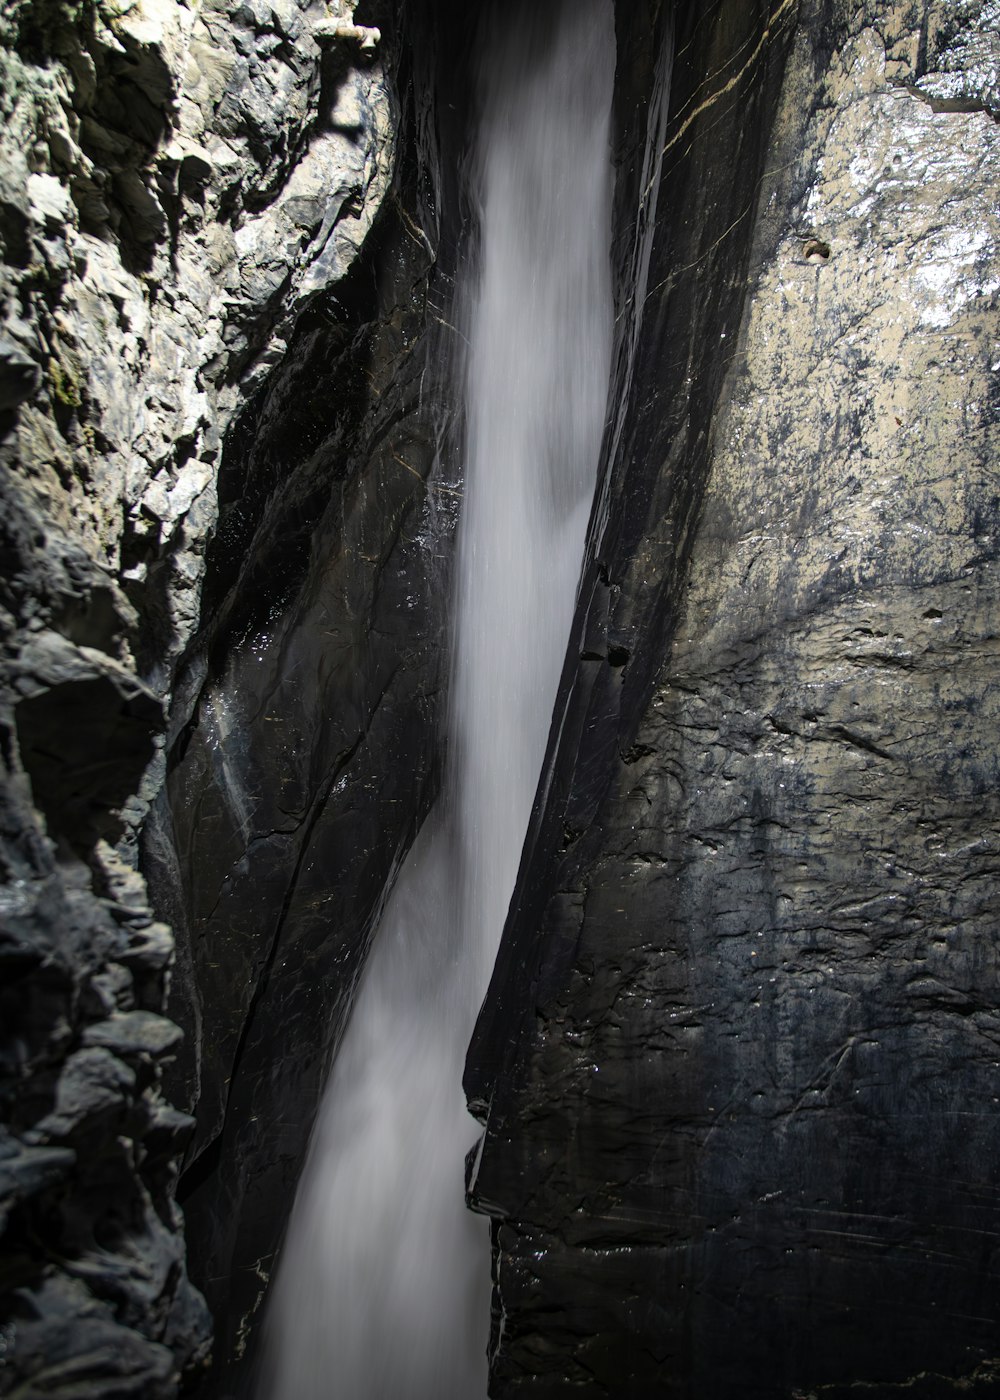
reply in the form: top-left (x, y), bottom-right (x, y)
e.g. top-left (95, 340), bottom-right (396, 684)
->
top-left (468, 1), bottom-right (1000, 1395)
top-left (0, 0), bottom-right (396, 1392)
top-left (141, 4), bottom-right (476, 1391)
top-left (5, 0), bottom-right (1000, 1392)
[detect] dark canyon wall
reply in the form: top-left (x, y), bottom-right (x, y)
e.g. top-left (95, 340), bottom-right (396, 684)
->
top-left (144, 1), bottom-right (476, 1392)
top-left (2, 0), bottom-right (999, 1396)
top-left (467, 0), bottom-right (1000, 1396)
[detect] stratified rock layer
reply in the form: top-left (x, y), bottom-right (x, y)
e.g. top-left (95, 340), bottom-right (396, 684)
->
top-left (468, 1), bottom-right (1000, 1395)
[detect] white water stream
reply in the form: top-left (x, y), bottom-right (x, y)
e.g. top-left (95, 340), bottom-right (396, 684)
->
top-left (261, 4), bottom-right (615, 1395)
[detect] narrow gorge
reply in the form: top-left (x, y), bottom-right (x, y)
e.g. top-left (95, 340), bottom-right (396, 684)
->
top-left (1, 1), bottom-right (999, 1398)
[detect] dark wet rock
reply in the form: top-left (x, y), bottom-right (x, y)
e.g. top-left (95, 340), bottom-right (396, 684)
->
top-left (466, 1), bottom-right (1000, 1396)
top-left (137, 1099), bottom-right (197, 1166)
top-left (80, 962), bottom-right (135, 1019)
top-left (0, 775), bottom-right (210, 1395)
top-left (5, 1274), bottom-right (178, 1400)
top-left (0, 1130), bottom-right (76, 1231)
top-left (0, 335), bottom-right (38, 413)
top-left (14, 633), bottom-right (163, 850)
top-left (142, 8), bottom-right (478, 1388)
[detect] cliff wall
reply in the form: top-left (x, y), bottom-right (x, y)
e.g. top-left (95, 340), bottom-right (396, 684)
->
top-left (3, 0), bottom-right (999, 1394)
top-left (0, 0), bottom-right (395, 1392)
top-left (468, 2), bottom-right (1000, 1395)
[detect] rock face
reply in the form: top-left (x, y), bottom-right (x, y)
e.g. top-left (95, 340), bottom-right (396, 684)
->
top-left (2, 0), bottom-right (394, 689)
top-left (0, 0), bottom-right (397, 1392)
top-left (5, 0), bottom-right (1000, 1394)
top-left (141, 3), bottom-right (476, 1391)
top-left (467, 0), bottom-right (1000, 1396)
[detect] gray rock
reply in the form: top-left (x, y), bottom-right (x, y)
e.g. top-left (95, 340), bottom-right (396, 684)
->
top-left (117, 923), bottom-right (174, 975)
top-left (13, 634), bottom-right (163, 850)
top-left (81, 1011), bottom-right (184, 1060)
top-left (0, 8), bottom-right (394, 1396)
top-left (30, 1047), bottom-right (135, 1143)
top-left (467, 1), bottom-right (1000, 1395)
top-left (5, 1274), bottom-right (177, 1400)
top-left (0, 1130), bottom-right (76, 1232)
top-left (0, 0), bottom-right (394, 685)
top-left (0, 334), bottom-right (39, 412)
top-left (138, 1097), bottom-right (196, 1163)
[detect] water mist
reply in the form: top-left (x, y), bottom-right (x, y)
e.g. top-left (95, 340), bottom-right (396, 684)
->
top-left (260, 4), bottom-right (615, 1395)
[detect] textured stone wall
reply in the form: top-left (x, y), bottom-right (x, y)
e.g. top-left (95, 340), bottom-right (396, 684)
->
top-left (0, 0), bottom-right (394, 1392)
top-left (6, 0), bottom-right (999, 1393)
top-left (2, 0), bottom-right (393, 689)
top-left (468, 1), bottom-right (1000, 1395)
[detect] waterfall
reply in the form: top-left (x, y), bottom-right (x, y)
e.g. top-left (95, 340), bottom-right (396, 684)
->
top-left (259, 3), bottom-right (615, 1396)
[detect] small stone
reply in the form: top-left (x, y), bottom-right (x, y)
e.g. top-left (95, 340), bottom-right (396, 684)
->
top-left (31, 1048), bottom-right (136, 1143)
top-left (81, 1011), bottom-right (184, 1059)
top-left (118, 923), bottom-right (174, 976)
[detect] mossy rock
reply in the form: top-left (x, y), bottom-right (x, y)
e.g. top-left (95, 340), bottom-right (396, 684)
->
top-left (48, 353), bottom-right (82, 410)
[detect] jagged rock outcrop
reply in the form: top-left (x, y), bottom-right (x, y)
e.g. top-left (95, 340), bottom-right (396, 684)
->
top-left (2, 0), bottom-right (393, 694)
top-left (0, 0), bottom-right (395, 1392)
top-left (468, 1), bottom-right (1000, 1396)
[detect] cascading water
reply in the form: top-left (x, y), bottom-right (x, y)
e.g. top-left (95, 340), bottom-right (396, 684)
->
top-left (259, 4), bottom-right (615, 1396)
